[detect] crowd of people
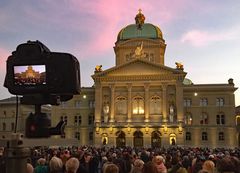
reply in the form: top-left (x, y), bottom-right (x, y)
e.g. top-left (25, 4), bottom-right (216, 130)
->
top-left (1, 146), bottom-right (240, 173)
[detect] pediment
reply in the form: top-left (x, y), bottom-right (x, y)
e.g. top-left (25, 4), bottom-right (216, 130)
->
top-left (92, 59), bottom-right (185, 78)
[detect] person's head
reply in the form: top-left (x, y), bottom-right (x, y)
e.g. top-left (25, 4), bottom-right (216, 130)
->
top-left (37, 158), bottom-right (46, 165)
top-left (142, 161), bottom-right (158, 173)
top-left (104, 163), bottom-right (119, 173)
top-left (153, 155), bottom-right (165, 165)
top-left (65, 157), bottom-right (80, 173)
top-left (134, 159), bottom-right (144, 169)
top-left (49, 156), bottom-right (63, 172)
top-left (26, 163), bottom-right (34, 173)
top-left (84, 152), bottom-right (92, 163)
top-left (202, 160), bottom-right (215, 173)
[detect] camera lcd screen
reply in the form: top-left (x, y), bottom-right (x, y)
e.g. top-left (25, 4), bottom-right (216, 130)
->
top-left (14, 65), bottom-right (46, 86)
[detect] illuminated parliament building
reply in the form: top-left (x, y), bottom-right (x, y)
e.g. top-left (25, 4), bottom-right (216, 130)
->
top-left (50, 11), bottom-right (238, 148)
top-left (1, 11), bottom-right (238, 148)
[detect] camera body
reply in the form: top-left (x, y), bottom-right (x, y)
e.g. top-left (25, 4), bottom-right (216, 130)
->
top-left (4, 40), bottom-right (80, 97)
top-left (4, 41), bottom-right (81, 138)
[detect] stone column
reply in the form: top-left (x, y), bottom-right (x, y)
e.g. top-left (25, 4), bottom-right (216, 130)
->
top-left (109, 85), bottom-right (115, 122)
top-left (144, 83), bottom-right (150, 122)
top-left (127, 84), bottom-right (132, 122)
top-left (176, 82), bottom-right (184, 122)
top-left (162, 84), bottom-right (167, 122)
top-left (94, 82), bottom-right (102, 123)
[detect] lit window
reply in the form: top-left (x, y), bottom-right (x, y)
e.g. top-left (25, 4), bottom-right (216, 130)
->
top-left (150, 96), bottom-right (161, 114)
top-left (219, 132), bottom-right (224, 141)
top-left (202, 132), bottom-right (208, 141)
top-left (132, 96), bottom-right (144, 114)
top-left (216, 98), bottom-right (224, 106)
top-left (116, 96), bottom-right (127, 115)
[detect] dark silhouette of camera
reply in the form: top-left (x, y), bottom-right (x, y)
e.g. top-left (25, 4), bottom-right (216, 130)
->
top-left (4, 41), bottom-right (81, 138)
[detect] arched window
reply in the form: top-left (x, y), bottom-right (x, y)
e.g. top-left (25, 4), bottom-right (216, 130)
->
top-left (200, 112), bottom-right (208, 125)
top-left (169, 133), bottom-right (176, 145)
top-left (150, 96), bottom-right (161, 114)
top-left (116, 131), bottom-right (126, 147)
top-left (132, 96), bottom-right (144, 114)
top-left (134, 131), bottom-right (143, 147)
top-left (102, 133), bottom-right (108, 145)
top-left (184, 113), bottom-right (192, 125)
top-left (115, 96), bottom-right (127, 115)
top-left (151, 131), bottom-right (161, 148)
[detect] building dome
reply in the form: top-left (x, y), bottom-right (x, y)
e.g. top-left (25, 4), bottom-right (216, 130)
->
top-left (183, 78), bottom-right (193, 85)
top-left (117, 10), bottom-right (163, 41)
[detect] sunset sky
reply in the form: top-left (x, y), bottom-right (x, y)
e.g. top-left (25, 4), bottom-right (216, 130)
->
top-left (0, 0), bottom-right (240, 105)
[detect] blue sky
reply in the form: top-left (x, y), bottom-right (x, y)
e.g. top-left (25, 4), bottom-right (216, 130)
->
top-left (0, 0), bottom-right (240, 105)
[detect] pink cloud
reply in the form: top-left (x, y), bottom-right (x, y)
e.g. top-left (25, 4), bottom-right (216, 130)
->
top-left (69, 0), bottom-right (192, 57)
top-left (0, 47), bottom-right (10, 70)
top-left (17, 0), bottom-right (195, 57)
top-left (180, 27), bottom-right (240, 47)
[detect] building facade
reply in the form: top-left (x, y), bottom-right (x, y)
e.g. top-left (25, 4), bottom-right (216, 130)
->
top-left (0, 97), bottom-right (51, 138)
top-left (1, 11), bottom-right (237, 148)
top-left (51, 11), bottom-right (238, 148)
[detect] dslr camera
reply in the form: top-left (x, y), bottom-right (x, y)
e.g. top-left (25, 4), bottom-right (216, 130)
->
top-left (4, 40), bottom-right (80, 101)
top-left (4, 41), bottom-right (81, 138)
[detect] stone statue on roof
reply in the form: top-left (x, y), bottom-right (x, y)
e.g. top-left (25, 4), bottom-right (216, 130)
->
top-left (135, 9), bottom-right (145, 29)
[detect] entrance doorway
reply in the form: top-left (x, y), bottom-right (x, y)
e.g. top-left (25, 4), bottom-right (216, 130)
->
top-left (151, 131), bottom-right (161, 148)
top-left (116, 131), bottom-right (126, 147)
top-left (134, 131), bottom-right (143, 147)
top-left (101, 133), bottom-right (108, 145)
top-left (169, 133), bottom-right (176, 145)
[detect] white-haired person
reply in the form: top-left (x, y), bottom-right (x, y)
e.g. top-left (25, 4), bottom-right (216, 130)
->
top-left (152, 155), bottom-right (167, 173)
top-left (65, 157), bottom-right (80, 173)
top-left (49, 156), bottom-right (64, 173)
top-left (34, 158), bottom-right (48, 173)
top-left (131, 159), bottom-right (144, 173)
